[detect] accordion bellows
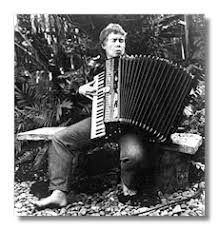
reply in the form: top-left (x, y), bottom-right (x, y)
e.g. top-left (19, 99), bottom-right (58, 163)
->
top-left (91, 55), bottom-right (193, 142)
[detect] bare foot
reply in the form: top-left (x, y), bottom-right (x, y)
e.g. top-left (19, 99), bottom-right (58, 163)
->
top-left (31, 190), bottom-right (67, 209)
top-left (121, 180), bottom-right (137, 196)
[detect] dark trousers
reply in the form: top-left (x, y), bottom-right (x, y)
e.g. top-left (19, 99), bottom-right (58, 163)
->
top-left (48, 117), bottom-right (155, 192)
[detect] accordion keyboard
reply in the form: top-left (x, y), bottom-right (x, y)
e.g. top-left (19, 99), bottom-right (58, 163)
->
top-left (91, 72), bottom-right (106, 139)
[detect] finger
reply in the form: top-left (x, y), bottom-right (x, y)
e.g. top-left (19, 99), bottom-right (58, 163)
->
top-left (88, 80), bottom-right (95, 86)
top-left (82, 91), bottom-right (93, 99)
top-left (86, 95), bottom-right (93, 100)
top-left (86, 85), bottom-right (95, 89)
top-left (86, 92), bottom-right (97, 97)
top-left (85, 93), bottom-right (94, 100)
top-left (88, 88), bottom-right (97, 92)
top-left (86, 90), bottom-right (96, 95)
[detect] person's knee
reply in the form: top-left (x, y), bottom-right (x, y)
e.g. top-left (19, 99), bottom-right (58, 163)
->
top-left (124, 148), bottom-right (144, 166)
top-left (52, 129), bottom-right (66, 143)
top-left (120, 133), bottom-right (145, 166)
top-left (52, 128), bottom-right (78, 146)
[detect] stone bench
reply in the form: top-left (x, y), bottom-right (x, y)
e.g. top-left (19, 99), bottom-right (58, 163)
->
top-left (17, 127), bottom-right (202, 155)
top-left (16, 127), bottom-right (203, 193)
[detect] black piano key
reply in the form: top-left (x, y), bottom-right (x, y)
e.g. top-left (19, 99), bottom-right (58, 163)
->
top-left (97, 114), bottom-right (103, 119)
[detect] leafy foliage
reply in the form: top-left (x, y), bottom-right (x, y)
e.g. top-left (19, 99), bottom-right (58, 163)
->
top-left (15, 15), bottom-right (96, 135)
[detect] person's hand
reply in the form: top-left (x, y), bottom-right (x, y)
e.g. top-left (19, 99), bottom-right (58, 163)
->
top-left (78, 80), bottom-right (97, 100)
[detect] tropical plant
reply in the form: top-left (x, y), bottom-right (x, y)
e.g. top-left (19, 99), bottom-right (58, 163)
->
top-left (14, 15), bottom-right (96, 135)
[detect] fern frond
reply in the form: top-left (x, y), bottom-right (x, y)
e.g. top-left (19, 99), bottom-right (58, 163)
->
top-left (15, 83), bottom-right (36, 107)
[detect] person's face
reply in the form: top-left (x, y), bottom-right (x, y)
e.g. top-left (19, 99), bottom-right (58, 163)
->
top-left (102, 32), bottom-right (126, 58)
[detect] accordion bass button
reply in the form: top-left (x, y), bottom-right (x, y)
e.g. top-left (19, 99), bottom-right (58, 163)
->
top-left (160, 137), bottom-right (166, 143)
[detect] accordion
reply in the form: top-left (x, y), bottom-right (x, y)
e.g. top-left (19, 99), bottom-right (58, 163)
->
top-left (90, 55), bottom-right (193, 142)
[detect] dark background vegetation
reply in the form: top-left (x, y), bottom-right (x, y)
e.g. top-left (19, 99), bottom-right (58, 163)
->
top-left (14, 14), bottom-right (206, 177)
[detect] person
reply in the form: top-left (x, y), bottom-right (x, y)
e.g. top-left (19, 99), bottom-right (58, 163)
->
top-left (32, 23), bottom-right (157, 209)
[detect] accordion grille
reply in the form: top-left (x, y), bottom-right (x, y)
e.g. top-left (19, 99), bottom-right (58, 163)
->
top-left (115, 55), bottom-right (193, 142)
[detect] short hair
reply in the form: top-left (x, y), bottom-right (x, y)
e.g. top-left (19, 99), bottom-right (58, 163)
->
top-left (99, 23), bottom-right (127, 44)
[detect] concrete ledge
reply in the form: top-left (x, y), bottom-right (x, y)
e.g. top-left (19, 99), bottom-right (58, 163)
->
top-left (170, 133), bottom-right (203, 155)
top-left (16, 127), bottom-right (202, 155)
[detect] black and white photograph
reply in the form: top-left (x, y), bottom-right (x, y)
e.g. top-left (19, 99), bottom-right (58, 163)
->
top-left (14, 14), bottom-right (206, 217)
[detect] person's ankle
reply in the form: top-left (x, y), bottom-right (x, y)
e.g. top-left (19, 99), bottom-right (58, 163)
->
top-left (121, 181), bottom-right (137, 196)
top-left (52, 190), bottom-right (66, 195)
